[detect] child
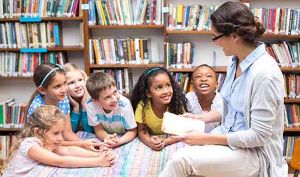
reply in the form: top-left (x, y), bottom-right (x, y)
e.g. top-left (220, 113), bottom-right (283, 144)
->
top-left (64, 63), bottom-right (94, 133)
top-left (130, 67), bottom-right (188, 151)
top-left (86, 72), bottom-right (137, 148)
top-left (184, 64), bottom-right (223, 133)
top-left (26, 63), bottom-right (100, 151)
top-left (3, 105), bottom-right (116, 177)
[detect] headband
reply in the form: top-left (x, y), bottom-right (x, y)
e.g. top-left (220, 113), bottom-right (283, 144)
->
top-left (145, 67), bottom-right (160, 76)
top-left (39, 64), bottom-right (63, 87)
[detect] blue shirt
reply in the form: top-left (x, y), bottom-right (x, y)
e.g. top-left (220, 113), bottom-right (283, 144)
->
top-left (220, 43), bottom-right (266, 133)
top-left (27, 93), bottom-right (70, 122)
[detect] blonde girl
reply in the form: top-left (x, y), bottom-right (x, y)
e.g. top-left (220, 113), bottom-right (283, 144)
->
top-left (26, 63), bottom-right (100, 151)
top-left (3, 105), bottom-right (115, 177)
top-left (64, 63), bottom-right (93, 133)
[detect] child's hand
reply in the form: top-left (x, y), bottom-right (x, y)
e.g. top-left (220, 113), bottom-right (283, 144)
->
top-left (149, 136), bottom-right (165, 151)
top-left (104, 133), bottom-right (120, 148)
top-left (81, 87), bottom-right (90, 110)
top-left (82, 140), bottom-right (103, 152)
top-left (68, 95), bottom-right (80, 113)
top-left (98, 149), bottom-right (116, 167)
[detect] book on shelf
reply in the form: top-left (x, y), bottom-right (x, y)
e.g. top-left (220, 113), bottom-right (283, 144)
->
top-left (166, 4), bottom-right (216, 31)
top-left (0, 98), bottom-right (26, 129)
top-left (89, 0), bottom-right (163, 26)
top-left (89, 37), bottom-right (151, 65)
top-left (252, 8), bottom-right (300, 35)
top-left (266, 41), bottom-right (300, 68)
top-left (0, 22), bottom-right (62, 49)
top-left (0, 52), bottom-right (66, 77)
top-left (0, 135), bottom-right (17, 160)
top-left (161, 112), bottom-right (205, 136)
top-left (0, 0), bottom-right (81, 18)
top-left (93, 68), bottom-right (133, 94)
top-left (166, 42), bottom-right (193, 69)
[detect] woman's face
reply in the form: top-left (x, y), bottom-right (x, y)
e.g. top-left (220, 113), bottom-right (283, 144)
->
top-left (211, 26), bottom-right (235, 56)
top-left (66, 70), bottom-right (86, 98)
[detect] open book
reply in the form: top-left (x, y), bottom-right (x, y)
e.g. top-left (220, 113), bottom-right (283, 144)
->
top-left (161, 112), bottom-right (205, 136)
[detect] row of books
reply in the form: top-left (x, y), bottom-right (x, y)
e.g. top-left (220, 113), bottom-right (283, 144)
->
top-left (283, 136), bottom-right (296, 162)
top-left (0, 98), bottom-right (25, 129)
top-left (252, 8), bottom-right (300, 35)
top-left (0, 135), bottom-right (17, 160)
top-left (89, 38), bottom-right (150, 65)
top-left (88, 0), bottom-right (163, 26)
top-left (266, 41), bottom-right (300, 68)
top-left (165, 42), bottom-right (194, 69)
top-left (166, 4), bottom-right (217, 31)
top-left (93, 69), bottom-right (133, 94)
top-left (0, 52), bottom-right (66, 77)
top-left (0, 22), bottom-right (61, 49)
top-left (0, 0), bottom-right (81, 18)
top-left (284, 74), bottom-right (300, 99)
top-left (285, 104), bottom-right (300, 128)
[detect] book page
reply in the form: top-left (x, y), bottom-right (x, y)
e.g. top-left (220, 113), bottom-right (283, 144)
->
top-left (161, 112), bottom-right (205, 136)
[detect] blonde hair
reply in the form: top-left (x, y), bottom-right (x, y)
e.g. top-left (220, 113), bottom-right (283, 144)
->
top-left (86, 72), bottom-right (116, 99)
top-left (5, 105), bottom-right (65, 168)
top-left (63, 63), bottom-right (87, 81)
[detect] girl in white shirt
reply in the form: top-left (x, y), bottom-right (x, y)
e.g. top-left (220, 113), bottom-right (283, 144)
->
top-left (3, 105), bottom-right (116, 177)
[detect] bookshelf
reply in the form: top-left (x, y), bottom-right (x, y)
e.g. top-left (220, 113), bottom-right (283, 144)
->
top-left (81, 0), bottom-right (300, 165)
top-left (0, 0), bottom-right (299, 169)
top-left (0, 0), bottom-right (86, 162)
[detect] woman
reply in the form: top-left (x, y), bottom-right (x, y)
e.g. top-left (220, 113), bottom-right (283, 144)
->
top-left (159, 2), bottom-right (288, 177)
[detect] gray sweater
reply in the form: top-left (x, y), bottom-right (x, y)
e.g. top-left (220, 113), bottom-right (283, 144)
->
top-left (226, 51), bottom-right (288, 177)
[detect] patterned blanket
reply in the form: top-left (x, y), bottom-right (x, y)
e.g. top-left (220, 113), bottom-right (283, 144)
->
top-left (28, 132), bottom-right (187, 177)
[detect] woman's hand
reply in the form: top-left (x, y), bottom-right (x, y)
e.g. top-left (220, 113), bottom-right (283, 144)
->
top-left (181, 113), bottom-right (202, 119)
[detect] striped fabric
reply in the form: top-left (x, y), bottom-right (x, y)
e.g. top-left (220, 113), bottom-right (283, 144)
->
top-left (28, 132), bottom-right (187, 177)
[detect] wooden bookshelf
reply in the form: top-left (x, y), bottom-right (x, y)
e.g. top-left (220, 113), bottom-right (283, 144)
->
top-left (90, 63), bottom-right (164, 69)
top-left (166, 30), bottom-right (212, 35)
top-left (285, 99), bottom-right (300, 104)
top-left (89, 24), bottom-right (165, 29)
top-left (0, 128), bottom-right (22, 136)
top-left (0, 46), bottom-right (84, 52)
top-left (0, 76), bottom-right (32, 80)
top-left (0, 16), bottom-right (83, 22)
top-left (169, 66), bottom-right (227, 73)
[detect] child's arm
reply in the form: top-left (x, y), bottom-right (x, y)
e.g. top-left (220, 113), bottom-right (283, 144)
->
top-left (105, 128), bottom-right (137, 148)
top-left (63, 114), bottom-right (81, 141)
top-left (137, 123), bottom-right (165, 151)
top-left (94, 123), bottom-right (109, 141)
top-left (118, 128), bottom-right (137, 145)
top-left (54, 145), bottom-right (107, 157)
top-left (28, 144), bottom-right (115, 168)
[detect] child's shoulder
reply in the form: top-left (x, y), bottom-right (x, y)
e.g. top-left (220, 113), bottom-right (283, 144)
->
top-left (19, 137), bottom-right (43, 153)
top-left (185, 91), bottom-right (197, 99)
top-left (118, 95), bottom-right (131, 108)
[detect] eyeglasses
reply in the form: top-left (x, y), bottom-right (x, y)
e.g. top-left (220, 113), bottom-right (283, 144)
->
top-left (212, 33), bottom-right (226, 42)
